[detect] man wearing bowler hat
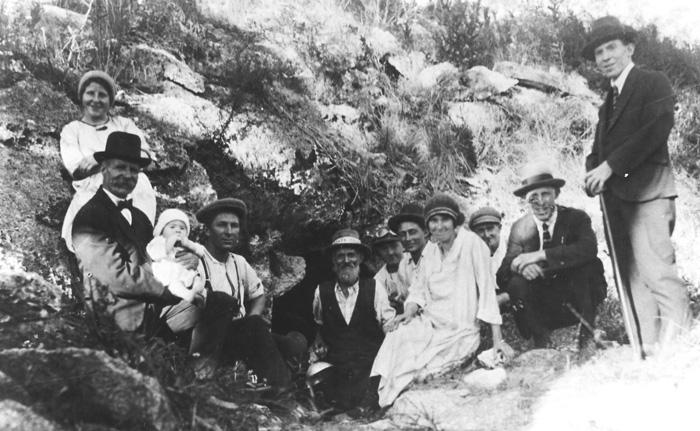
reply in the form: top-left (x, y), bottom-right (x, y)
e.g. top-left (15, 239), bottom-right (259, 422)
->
top-left (388, 203), bottom-right (429, 291)
top-left (72, 131), bottom-right (192, 332)
top-left (311, 228), bottom-right (395, 414)
top-left (582, 16), bottom-right (690, 354)
top-left (497, 163), bottom-right (606, 349)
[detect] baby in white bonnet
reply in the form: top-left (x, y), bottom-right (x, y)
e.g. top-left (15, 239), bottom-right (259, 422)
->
top-left (147, 208), bottom-right (206, 304)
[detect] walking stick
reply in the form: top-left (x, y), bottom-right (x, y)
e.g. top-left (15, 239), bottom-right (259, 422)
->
top-left (599, 195), bottom-right (645, 360)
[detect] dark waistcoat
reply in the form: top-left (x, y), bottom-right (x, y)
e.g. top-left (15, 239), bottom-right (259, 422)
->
top-left (319, 279), bottom-right (384, 370)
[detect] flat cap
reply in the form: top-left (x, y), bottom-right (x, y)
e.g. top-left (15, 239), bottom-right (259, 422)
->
top-left (468, 207), bottom-right (502, 229)
top-left (196, 198), bottom-right (247, 226)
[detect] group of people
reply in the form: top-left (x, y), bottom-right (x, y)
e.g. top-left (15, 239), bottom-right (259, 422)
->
top-left (60, 15), bottom-right (691, 417)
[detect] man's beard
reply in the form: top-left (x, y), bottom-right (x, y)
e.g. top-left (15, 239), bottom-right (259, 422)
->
top-left (336, 265), bottom-right (359, 285)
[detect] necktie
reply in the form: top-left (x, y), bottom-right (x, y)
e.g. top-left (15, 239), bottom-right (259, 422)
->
top-left (542, 222), bottom-right (552, 249)
top-left (116, 199), bottom-right (133, 210)
top-left (116, 199), bottom-right (133, 225)
top-left (611, 85), bottom-right (619, 110)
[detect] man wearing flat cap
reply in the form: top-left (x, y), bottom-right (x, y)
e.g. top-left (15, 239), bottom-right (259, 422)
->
top-left (497, 164), bottom-right (606, 349)
top-left (312, 228), bottom-right (395, 413)
top-left (372, 228), bottom-right (407, 313)
top-left (582, 16), bottom-right (690, 354)
top-left (72, 132), bottom-right (191, 332)
top-left (469, 207), bottom-right (508, 305)
top-left (388, 203), bottom-right (429, 293)
top-left (183, 198), bottom-right (306, 389)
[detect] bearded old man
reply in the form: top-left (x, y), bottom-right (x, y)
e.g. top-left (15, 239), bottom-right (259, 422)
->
top-left (311, 229), bottom-right (396, 413)
top-left (497, 164), bottom-right (606, 349)
top-left (582, 16), bottom-right (690, 355)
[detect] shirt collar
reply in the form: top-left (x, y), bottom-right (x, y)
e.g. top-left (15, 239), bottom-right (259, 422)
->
top-left (103, 188), bottom-right (132, 206)
top-left (335, 281), bottom-right (359, 296)
top-left (611, 62), bottom-right (634, 93)
top-left (532, 207), bottom-right (558, 231)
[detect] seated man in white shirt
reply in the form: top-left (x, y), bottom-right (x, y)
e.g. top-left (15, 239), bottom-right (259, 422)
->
top-left (166, 198), bottom-right (306, 390)
top-left (371, 228), bottom-right (408, 313)
top-left (496, 164), bottom-right (606, 349)
top-left (311, 229), bottom-right (396, 413)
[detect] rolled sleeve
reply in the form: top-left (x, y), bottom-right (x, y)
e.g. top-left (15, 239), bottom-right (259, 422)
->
top-left (240, 258), bottom-right (264, 301)
top-left (472, 237), bottom-right (502, 325)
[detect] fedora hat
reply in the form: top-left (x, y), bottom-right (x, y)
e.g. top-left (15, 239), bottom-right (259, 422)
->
top-left (513, 163), bottom-right (565, 197)
top-left (196, 197), bottom-right (248, 226)
top-left (388, 202), bottom-right (425, 233)
top-left (327, 228), bottom-right (371, 257)
top-left (94, 131), bottom-right (151, 167)
top-left (582, 16), bottom-right (637, 61)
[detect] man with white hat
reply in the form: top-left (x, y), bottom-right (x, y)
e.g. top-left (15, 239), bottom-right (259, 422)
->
top-left (311, 228), bottom-right (395, 414)
top-left (469, 207), bottom-right (508, 305)
top-left (497, 164), bottom-right (606, 349)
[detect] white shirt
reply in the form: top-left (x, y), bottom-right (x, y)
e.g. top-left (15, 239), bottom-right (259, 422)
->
top-left (532, 208), bottom-right (558, 251)
top-left (374, 264), bottom-right (409, 306)
top-left (103, 188), bottom-right (133, 225)
top-left (611, 61), bottom-right (635, 94)
top-left (312, 280), bottom-right (396, 330)
top-left (397, 251), bottom-right (422, 291)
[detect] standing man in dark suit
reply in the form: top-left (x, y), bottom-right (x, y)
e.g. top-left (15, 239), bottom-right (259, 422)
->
top-left (582, 16), bottom-right (690, 354)
top-left (72, 132), bottom-right (193, 332)
top-left (497, 164), bottom-right (606, 349)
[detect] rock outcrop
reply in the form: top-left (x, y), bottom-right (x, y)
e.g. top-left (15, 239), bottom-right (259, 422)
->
top-left (0, 348), bottom-right (178, 431)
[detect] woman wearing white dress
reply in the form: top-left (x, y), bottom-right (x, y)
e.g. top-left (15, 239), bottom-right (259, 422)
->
top-left (60, 70), bottom-right (156, 251)
top-left (370, 193), bottom-right (511, 407)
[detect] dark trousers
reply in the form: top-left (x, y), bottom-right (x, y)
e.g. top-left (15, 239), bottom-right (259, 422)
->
top-left (170, 292), bottom-right (306, 387)
top-left (506, 261), bottom-right (602, 345)
top-left (317, 360), bottom-right (379, 410)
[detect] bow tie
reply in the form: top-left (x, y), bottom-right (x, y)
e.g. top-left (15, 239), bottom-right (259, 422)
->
top-left (116, 199), bottom-right (133, 210)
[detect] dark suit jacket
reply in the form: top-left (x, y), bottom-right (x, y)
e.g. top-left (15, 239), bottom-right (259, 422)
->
top-left (496, 206), bottom-right (600, 289)
top-left (72, 187), bottom-right (177, 331)
top-left (585, 65), bottom-right (676, 202)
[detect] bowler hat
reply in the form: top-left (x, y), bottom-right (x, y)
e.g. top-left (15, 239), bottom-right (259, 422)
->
top-left (78, 70), bottom-right (117, 106)
top-left (582, 16), bottom-right (637, 61)
top-left (388, 203), bottom-right (426, 233)
top-left (196, 198), bottom-right (248, 226)
top-left (513, 163), bottom-right (565, 198)
top-left (424, 193), bottom-right (465, 226)
top-left (93, 131), bottom-right (151, 167)
top-left (468, 207), bottom-right (502, 229)
top-left (327, 228), bottom-right (371, 257)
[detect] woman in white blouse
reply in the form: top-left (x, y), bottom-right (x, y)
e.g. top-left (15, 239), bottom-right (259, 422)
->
top-left (60, 70), bottom-right (156, 251)
top-left (370, 193), bottom-right (512, 407)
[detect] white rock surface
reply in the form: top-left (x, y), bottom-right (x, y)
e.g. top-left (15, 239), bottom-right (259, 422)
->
top-left (464, 66), bottom-right (518, 99)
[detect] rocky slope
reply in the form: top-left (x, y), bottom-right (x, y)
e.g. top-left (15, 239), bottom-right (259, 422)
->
top-left (1, 0), bottom-right (700, 429)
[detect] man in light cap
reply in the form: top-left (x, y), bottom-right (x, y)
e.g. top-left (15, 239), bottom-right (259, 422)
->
top-left (469, 207), bottom-right (508, 305)
top-left (582, 16), bottom-right (690, 354)
top-left (372, 228), bottom-right (407, 313)
top-left (312, 228), bottom-right (395, 414)
top-left (180, 198), bottom-right (306, 391)
top-left (497, 164), bottom-right (606, 349)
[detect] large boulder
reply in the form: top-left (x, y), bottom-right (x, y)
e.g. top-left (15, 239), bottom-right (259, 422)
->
top-left (0, 400), bottom-right (63, 431)
top-left (126, 44), bottom-right (205, 94)
top-left (463, 66), bottom-right (518, 100)
top-left (0, 348), bottom-right (178, 431)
